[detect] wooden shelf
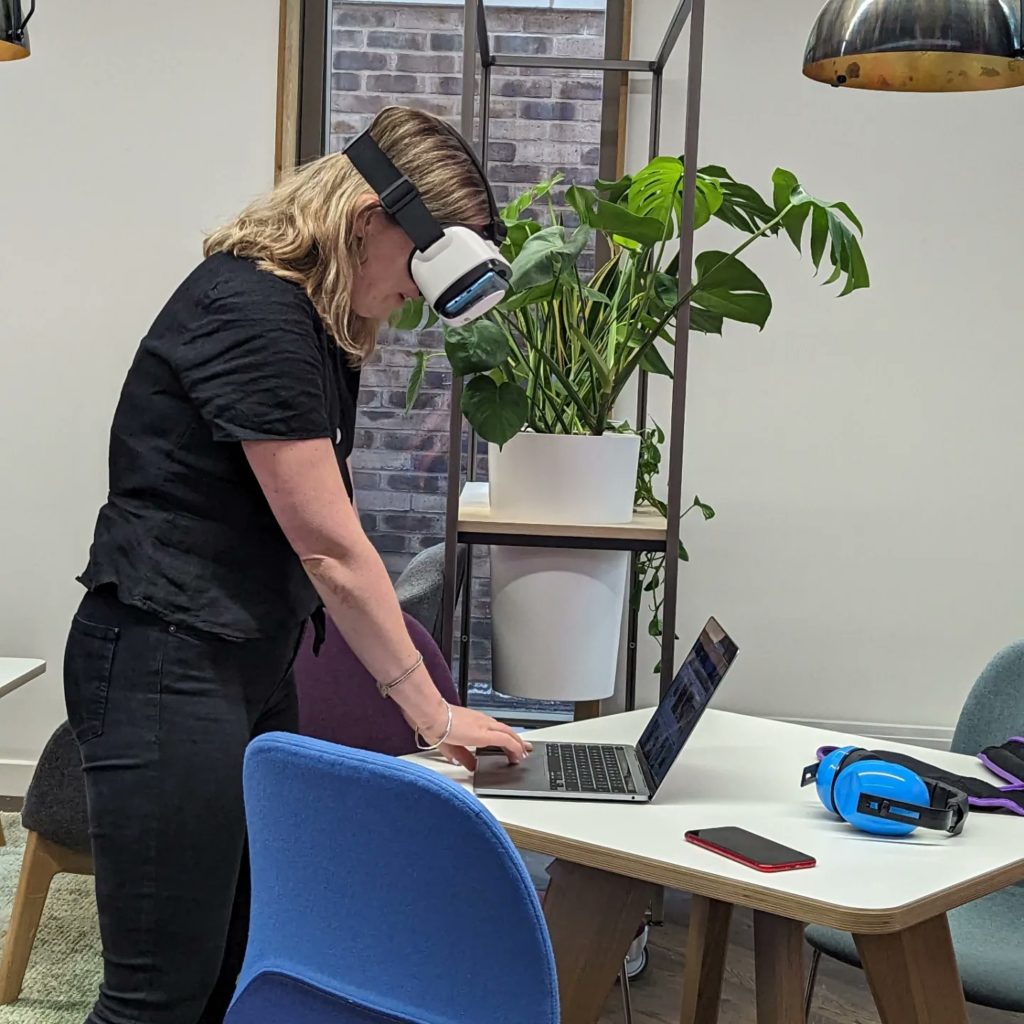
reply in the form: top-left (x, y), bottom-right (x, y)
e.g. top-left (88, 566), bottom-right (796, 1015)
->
top-left (457, 482), bottom-right (668, 551)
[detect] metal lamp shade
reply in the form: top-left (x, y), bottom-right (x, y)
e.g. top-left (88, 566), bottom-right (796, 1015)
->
top-left (0, 0), bottom-right (31, 61)
top-left (803, 0), bottom-right (1024, 91)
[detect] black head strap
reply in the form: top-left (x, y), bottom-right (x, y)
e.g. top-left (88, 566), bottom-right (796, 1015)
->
top-left (436, 120), bottom-right (507, 244)
top-left (855, 780), bottom-right (968, 836)
top-left (344, 130), bottom-right (445, 252)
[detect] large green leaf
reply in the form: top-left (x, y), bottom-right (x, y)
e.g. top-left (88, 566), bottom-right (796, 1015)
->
top-left (700, 164), bottom-right (778, 235)
top-left (389, 297), bottom-right (427, 331)
top-left (566, 185), bottom-right (666, 246)
top-left (461, 375), bottom-right (529, 445)
top-left (692, 251), bottom-right (772, 329)
top-left (503, 220), bottom-right (542, 261)
top-left (501, 175), bottom-right (562, 225)
top-left (593, 174), bottom-right (632, 203)
top-left (771, 168), bottom-right (869, 296)
top-left (501, 280), bottom-right (559, 312)
top-left (405, 350), bottom-right (430, 412)
top-left (444, 320), bottom-right (511, 376)
top-left (510, 224), bottom-right (592, 291)
top-left (625, 157), bottom-right (724, 234)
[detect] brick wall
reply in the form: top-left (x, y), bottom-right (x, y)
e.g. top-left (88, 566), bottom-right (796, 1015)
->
top-left (332, 2), bottom-right (606, 709)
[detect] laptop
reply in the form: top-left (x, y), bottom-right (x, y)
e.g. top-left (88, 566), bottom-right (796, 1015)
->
top-left (473, 616), bottom-right (739, 803)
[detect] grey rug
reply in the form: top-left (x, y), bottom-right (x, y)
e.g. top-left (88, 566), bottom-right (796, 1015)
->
top-left (0, 813), bottom-right (99, 1024)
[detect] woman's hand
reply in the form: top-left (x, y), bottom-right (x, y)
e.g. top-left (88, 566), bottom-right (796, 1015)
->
top-left (422, 704), bottom-right (531, 772)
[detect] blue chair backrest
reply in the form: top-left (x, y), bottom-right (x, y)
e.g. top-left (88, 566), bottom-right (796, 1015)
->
top-left (951, 640), bottom-right (1024, 756)
top-left (227, 733), bottom-right (559, 1024)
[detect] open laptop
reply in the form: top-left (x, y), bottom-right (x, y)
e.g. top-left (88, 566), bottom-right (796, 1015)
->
top-left (473, 616), bottom-right (738, 803)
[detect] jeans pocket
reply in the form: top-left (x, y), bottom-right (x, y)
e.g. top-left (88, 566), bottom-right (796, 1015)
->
top-left (64, 615), bottom-right (120, 745)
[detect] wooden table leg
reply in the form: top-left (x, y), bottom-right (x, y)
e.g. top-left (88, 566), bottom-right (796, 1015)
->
top-left (679, 895), bottom-right (733, 1024)
top-left (854, 914), bottom-right (968, 1024)
top-left (543, 859), bottom-right (657, 1024)
top-left (753, 912), bottom-right (805, 1024)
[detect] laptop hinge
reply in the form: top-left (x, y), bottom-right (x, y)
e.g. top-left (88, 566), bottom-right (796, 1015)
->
top-left (634, 746), bottom-right (658, 797)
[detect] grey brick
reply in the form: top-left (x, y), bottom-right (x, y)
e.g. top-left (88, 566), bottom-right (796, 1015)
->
top-left (395, 52), bottom-right (457, 74)
top-left (556, 78), bottom-right (603, 101)
top-left (366, 30), bottom-right (425, 50)
top-left (582, 145), bottom-right (601, 166)
top-left (373, 532), bottom-right (412, 553)
top-left (410, 452), bottom-right (449, 474)
top-left (352, 470), bottom-right (380, 491)
top-left (520, 100), bottom-right (579, 122)
top-left (429, 32), bottom-right (463, 52)
top-left (380, 513), bottom-right (439, 534)
top-left (489, 120), bottom-right (549, 141)
top-left (389, 390), bottom-right (443, 411)
top-left (487, 141), bottom-right (516, 163)
top-left (396, 6), bottom-right (462, 30)
top-left (359, 490), bottom-right (413, 512)
top-left (381, 552), bottom-right (412, 577)
top-left (495, 77), bottom-right (553, 99)
top-left (412, 494), bottom-right (448, 513)
top-left (522, 11), bottom-right (597, 34)
top-left (490, 163), bottom-right (548, 184)
top-left (366, 73), bottom-right (423, 94)
top-left (548, 121), bottom-right (601, 142)
top-left (385, 473), bottom-right (443, 494)
top-left (351, 449), bottom-right (412, 471)
top-left (334, 6), bottom-right (396, 29)
top-left (333, 29), bottom-right (364, 48)
top-left (331, 93), bottom-right (387, 115)
top-left (333, 49), bottom-right (388, 71)
top-left (494, 34), bottom-right (553, 56)
top-left (433, 76), bottom-right (464, 97)
top-left (331, 72), bottom-right (362, 92)
top-left (553, 35), bottom-right (602, 57)
top-left (329, 115), bottom-right (364, 136)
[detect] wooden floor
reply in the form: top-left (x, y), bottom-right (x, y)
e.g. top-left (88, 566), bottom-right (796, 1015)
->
top-left (597, 891), bottom-right (1024, 1024)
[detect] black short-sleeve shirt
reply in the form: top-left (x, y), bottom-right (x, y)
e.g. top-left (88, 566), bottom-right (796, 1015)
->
top-left (79, 252), bottom-right (361, 639)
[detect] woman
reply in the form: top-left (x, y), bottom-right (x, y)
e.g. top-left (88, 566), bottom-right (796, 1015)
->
top-left (63, 105), bottom-right (529, 1024)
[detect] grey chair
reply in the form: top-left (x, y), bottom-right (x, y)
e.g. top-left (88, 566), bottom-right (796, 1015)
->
top-left (803, 640), bottom-right (1024, 1020)
top-left (0, 543), bottom-right (465, 1005)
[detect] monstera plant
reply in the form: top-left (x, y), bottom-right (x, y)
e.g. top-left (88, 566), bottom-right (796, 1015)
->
top-left (398, 157), bottom-right (870, 655)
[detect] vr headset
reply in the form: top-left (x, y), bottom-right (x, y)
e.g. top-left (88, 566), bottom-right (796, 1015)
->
top-left (801, 738), bottom-right (1024, 838)
top-left (343, 122), bottom-right (511, 327)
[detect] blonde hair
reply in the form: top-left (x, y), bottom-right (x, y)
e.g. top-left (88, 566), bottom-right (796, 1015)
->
top-left (203, 105), bottom-right (493, 364)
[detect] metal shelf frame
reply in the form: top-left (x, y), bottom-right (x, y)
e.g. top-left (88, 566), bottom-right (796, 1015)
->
top-left (441, 0), bottom-right (708, 713)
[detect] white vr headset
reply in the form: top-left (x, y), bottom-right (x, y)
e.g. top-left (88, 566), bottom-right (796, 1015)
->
top-left (343, 124), bottom-right (511, 327)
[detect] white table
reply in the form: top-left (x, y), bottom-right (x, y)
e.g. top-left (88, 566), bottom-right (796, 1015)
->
top-left (0, 659), bottom-right (46, 701)
top-left (411, 708), bottom-right (1024, 1024)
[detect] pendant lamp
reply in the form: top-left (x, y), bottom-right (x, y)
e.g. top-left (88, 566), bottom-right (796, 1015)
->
top-left (803, 0), bottom-right (1024, 91)
top-left (1, 0), bottom-right (34, 61)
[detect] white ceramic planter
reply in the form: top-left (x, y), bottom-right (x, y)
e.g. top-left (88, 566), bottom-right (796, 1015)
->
top-left (487, 431), bottom-right (641, 702)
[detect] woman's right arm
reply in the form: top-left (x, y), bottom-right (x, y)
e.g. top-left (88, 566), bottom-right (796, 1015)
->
top-left (242, 436), bottom-right (530, 770)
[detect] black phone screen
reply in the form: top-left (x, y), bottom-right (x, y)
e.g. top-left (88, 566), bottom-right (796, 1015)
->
top-left (685, 827), bottom-right (815, 868)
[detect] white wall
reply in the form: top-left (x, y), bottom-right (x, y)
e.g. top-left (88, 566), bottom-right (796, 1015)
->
top-left (625, 0), bottom-right (1024, 743)
top-left (0, 0), bottom-right (279, 794)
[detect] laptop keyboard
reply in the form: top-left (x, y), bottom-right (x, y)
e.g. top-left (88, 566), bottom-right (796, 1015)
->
top-left (546, 743), bottom-right (636, 795)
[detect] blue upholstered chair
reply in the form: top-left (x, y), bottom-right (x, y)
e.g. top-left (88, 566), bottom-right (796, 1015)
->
top-left (225, 732), bottom-right (559, 1024)
top-left (803, 640), bottom-right (1024, 1019)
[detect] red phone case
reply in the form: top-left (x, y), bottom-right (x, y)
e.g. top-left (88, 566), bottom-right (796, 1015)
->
top-left (685, 831), bottom-right (816, 873)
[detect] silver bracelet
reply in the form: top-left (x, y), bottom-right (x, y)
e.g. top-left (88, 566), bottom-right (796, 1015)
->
top-left (377, 652), bottom-right (424, 699)
top-left (415, 699), bottom-right (453, 752)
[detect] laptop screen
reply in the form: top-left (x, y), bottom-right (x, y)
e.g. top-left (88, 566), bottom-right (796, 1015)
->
top-left (636, 617), bottom-right (739, 793)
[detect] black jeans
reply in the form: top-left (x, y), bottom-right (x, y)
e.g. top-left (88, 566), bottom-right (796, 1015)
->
top-left (63, 587), bottom-right (304, 1024)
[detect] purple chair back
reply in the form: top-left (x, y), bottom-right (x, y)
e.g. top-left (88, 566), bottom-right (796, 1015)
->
top-left (294, 612), bottom-right (461, 757)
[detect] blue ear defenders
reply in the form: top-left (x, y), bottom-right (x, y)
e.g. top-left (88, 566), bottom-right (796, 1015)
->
top-left (801, 746), bottom-right (969, 837)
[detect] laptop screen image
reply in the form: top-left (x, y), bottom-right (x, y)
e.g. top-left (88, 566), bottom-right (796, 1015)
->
top-left (636, 617), bottom-right (739, 794)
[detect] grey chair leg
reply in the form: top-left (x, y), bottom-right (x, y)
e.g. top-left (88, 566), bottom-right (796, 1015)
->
top-left (620, 960), bottom-right (634, 1024)
top-left (804, 947), bottom-right (822, 1023)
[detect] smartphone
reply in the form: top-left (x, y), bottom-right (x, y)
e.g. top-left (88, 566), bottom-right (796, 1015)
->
top-left (685, 827), bottom-right (816, 873)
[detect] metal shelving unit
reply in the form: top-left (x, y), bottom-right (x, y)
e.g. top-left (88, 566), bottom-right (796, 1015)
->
top-left (441, 0), bottom-right (708, 714)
